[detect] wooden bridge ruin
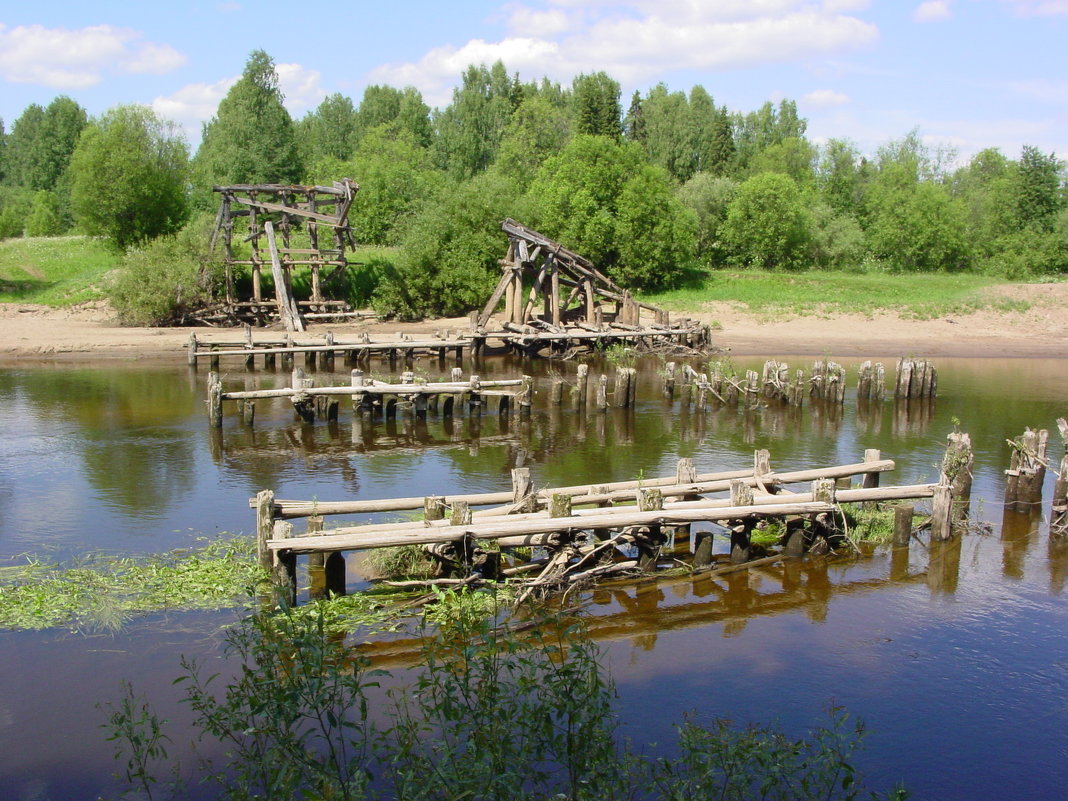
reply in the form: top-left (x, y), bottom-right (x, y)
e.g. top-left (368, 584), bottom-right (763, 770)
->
top-left (474, 219), bottom-right (709, 355)
top-left (205, 180), bottom-right (362, 330)
top-left (253, 445), bottom-right (969, 605)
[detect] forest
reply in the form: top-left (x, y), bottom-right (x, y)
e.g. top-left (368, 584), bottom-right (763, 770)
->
top-left (0, 49), bottom-right (1065, 324)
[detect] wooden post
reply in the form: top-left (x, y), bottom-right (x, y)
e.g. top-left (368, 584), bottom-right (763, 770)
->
top-left (894, 504), bottom-right (913, 548)
top-left (941, 432), bottom-right (973, 524)
top-left (324, 552), bottom-right (347, 596)
top-left (551, 377), bottom-right (565, 405)
top-left (241, 399), bottom-right (255, 426)
top-left (549, 493), bottom-right (572, 519)
top-left (596, 374), bottom-right (609, 412)
top-left (424, 496), bottom-right (446, 521)
top-left (614, 366), bottom-right (630, 408)
top-left (187, 333), bottom-right (198, 367)
top-left (351, 369), bottom-right (366, 413)
top-left (626, 367), bottom-right (638, 407)
top-left (511, 468), bottom-right (533, 512)
top-left (207, 371), bottom-right (223, 428)
top-left (862, 449), bottom-right (882, 489)
top-left (574, 364), bottom-right (589, 409)
top-left (664, 362), bottom-right (676, 397)
top-left (930, 483), bottom-right (953, 541)
top-left (255, 490), bottom-right (275, 571)
top-left (519, 375), bottom-right (533, 417)
top-left (271, 520), bottom-right (297, 606)
top-left (636, 488), bottom-right (664, 571)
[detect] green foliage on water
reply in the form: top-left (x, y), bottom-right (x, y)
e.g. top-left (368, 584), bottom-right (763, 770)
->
top-left (842, 504), bottom-right (897, 545)
top-left (0, 537), bottom-right (265, 631)
top-left (0, 234), bottom-right (114, 305)
top-left (103, 599), bottom-right (908, 801)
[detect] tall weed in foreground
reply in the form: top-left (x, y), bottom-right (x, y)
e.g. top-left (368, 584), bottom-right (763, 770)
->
top-left (103, 596), bottom-right (906, 800)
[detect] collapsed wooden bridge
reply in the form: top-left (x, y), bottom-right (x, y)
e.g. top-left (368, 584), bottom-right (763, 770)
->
top-left (253, 445), bottom-right (968, 604)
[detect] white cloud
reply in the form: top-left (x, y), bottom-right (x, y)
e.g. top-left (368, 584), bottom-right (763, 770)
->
top-left (913, 1), bottom-right (952, 22)
top-left (276, 63), bottom-right (326, 115)
top-left (152, 77), bottom-right (236, 140)
top-left (998, 0), bottom-right (1068, 15)
top-left (0, 23), bottom-right (185, 88)
top-left (803, 89), bottom-right (851, 107)
top-left (370, 1), bottom-right (878, 108)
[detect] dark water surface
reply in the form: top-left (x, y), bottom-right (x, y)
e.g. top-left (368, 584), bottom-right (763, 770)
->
top-left (1, 354), bottom-right (1067, 800)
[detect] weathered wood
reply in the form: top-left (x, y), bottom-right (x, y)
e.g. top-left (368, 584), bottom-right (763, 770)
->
top-left (264, 221), bottom-right (305, 333)
top-left (255, 489), bottom-right (275, 571)
top-left (930, 483), bottom-right (953, 541)
top-left (941, 432), bottom-right (973, 523)
top-left (207, 371), bottom-right (223, 428)
top-left (894, 504), bottom-right (914, 548)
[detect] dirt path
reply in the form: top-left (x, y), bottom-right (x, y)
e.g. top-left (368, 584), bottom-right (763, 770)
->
top-left (1, 283), bottom-right (1065, 363)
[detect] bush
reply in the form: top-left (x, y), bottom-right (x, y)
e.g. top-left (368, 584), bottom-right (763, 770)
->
top-left (108, 214), bottom-right (224, 325)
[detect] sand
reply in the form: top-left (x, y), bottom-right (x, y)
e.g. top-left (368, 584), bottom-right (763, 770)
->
top-left (0, 282), bottom-right (1065, 363)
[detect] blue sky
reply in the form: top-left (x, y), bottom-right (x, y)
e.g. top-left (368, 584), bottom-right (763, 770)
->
top-left (1, 0), bottom-right (1066, 162)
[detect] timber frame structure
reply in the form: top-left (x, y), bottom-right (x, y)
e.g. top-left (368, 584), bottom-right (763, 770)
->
top-left (206, 180), bottom-right (360, 331)
top-left (474, 219), bottom-right (707, 349)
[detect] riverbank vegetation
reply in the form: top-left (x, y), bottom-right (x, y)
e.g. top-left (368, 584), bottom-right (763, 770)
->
top-left (2, 51), bottom-right (1065, 323)
top-left (104, 599), bottom-right (908, 801)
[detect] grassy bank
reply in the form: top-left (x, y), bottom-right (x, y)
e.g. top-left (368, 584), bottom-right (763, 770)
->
top-left (643, 269), bottom-right (1027, 319)
top-left (0, 235), bottom-right (115, 306)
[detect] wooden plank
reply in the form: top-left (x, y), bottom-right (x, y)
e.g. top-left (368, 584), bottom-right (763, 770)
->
top-left (264, 221), bottom-right (305, 333)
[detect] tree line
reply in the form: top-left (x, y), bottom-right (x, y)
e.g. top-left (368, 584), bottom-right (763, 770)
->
top-left (2, 49), bottom-right (1065, 321)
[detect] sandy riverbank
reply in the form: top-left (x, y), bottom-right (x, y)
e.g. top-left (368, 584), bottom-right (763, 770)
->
top-left (1, 283), bottom-right (1065, 362)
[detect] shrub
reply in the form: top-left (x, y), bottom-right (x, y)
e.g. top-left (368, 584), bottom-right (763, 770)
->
top-left (109, 214), bottom-right (224, 325)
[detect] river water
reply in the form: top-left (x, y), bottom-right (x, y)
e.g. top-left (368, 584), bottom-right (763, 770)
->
top-left (1, 353), bottom-right (1066, 800)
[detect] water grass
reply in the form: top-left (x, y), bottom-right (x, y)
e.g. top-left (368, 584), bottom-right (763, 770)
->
top-left (0, 537), bottom-right (265, 631)
top-left (842, 505), bottom-right (896, 545)
top-left (642, 269), bottom-right (1029, 320)
top-left (0, 235), bottom-right (116, 306)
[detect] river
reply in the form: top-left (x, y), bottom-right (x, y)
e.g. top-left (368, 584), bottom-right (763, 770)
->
top-left (1, 353), bottom-right (1066, 800)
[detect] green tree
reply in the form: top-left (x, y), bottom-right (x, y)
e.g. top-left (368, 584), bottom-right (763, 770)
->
top-left (677, 172), bottom-right (738, 267)
top-left (3, 104), bottom-right (44, 187)
top-left (864, 180), bottom-right (969, 272)
top-left (193, 50), bottom-right (302, 200)
top-left (748, 137), bottom-right (817, 187)
top-left (299, 92), bottom-right (359, 164)
top-left (615, 164), bottom-right (697, 289)
top-left (374, 171), bottom-right (524, 319)
top-left (432, 61), bottom-right (516, 179)
top-left (528, 134), bottom-right (645, 271)
top-left (1014, 145), bottom-right (1064, 231)
top-left (641, 84), bottom-right (695, 182)
top-left (309, 126), bottom-right (443, 245)
top-left (722, 172), bottom-right (811, 270)
top-left (69, 105), bottom-right (189, 251)
top-left (571, 72), bottom-right (622, 139)
top-left (0, 117), bottom-right (6, 184)
top-left (25, 190), bottom-right (62, 237)
top-left (817, 138), bottom-right (863, 215)
top-left (623, 90), bottom-right (645, 143)
top-left (494, 95), bottom-right (571, 184)
top-left (732, 99), bottom-right (806, 173)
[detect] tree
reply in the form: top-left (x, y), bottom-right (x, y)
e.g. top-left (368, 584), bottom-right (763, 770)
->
top-left (432, 62), bottom-right (516, 179)
top-left (300, 93), bottom-right (359, 164)
top-left (817, 139), bottom-right (863, 215)
top-left (640, 84), bottom-right (695, 182)
top-left (309, 126), bottom-right (443, 245)
top-left (623, 91), bottom-right (645, 143)
top-left (193, 50), bottom-right (302, 199)
top-left (732, 99), bottom-right (807, 173)
top-left (374, 171), bottom-right (525, 319)
top-left (69, 105), bottom-right (189, 251)
top-left (571, 72), bottom-right (622, 139)
top-left (722, 172), bottom-right (810, 270)
top-left (25, 190), bottom-right (62, 237)
top-left (864, 180), bottom-right (969, 272)
top-left (615, 165), bottom-right (697, 289)
top-left (3, 104), bottom-right (44, 188)
top-left (1014, 145), bottom-right (1063, 231)
top-left (748, 137), bottom-right (817, 187)
top-left (494, 95), bottom-right (571, 184)
top-left (677, 172), bottom-right (738, 267)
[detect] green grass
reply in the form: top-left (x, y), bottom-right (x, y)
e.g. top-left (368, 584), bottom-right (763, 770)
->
top-left (642, 269), bottom-right (1029, 320)
top-left (0, 235), bottom-right (117, 306)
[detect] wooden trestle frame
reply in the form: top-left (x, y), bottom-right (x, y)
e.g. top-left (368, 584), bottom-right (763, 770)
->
top-left (208, 180), bottom-right (360, 331)
top-left (476, 219), bottom-right (673, 331)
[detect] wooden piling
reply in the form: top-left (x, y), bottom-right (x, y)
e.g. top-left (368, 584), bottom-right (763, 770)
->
top-left (663, 362), bottom-right (676, 397)
top-left (241, 399), bottom-right (255, 426)
top-left (1054, 418), bottom-right (1067, 536)
top-left (930, 483), bottom-right (953, 541)
top-left (614, 367), bottom-right (630, 408)
top-left (596, 374), bottom-right (609, 411)
top-left (941, 432), bottom-right (973, 523)
top-left (574, 364), bottom-right (589, 409)
top-left (1005, 427), bottom-right (1048, 511)
top-left (893, 504), bottom-right (913, 548)
top-left (636, 488), bottom-right (664, 570)
top-left (255, 489), bottom-right (275, 571)
top-left (207, 372), bottom-right (223, 428)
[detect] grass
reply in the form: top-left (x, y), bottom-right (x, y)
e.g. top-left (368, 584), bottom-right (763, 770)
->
top-left (0, 235), bottom-right (116, 306)
top-left (642, 269), bottom-right (1030, 320)
top-left (842, 504), bottom-right (897, 545)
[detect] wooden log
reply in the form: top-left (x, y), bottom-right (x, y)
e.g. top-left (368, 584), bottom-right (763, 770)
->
top-left (551, 377), bottom-right (565, 405)
top-left (424, 496), bottom-right (446, 521)
top-left (663, 362), bottom-right (676, 397)
top-left (271, 520), bottom-right (297, 605)
top-left (241, 399), bottom-right (255, 426)
top-left (614, 366), bottom-right (630, 408)
top-left (941, 432), bottom-right (973, 523)
top-left (862, 449), bottom-right (882, 489)
top-left (574, 364), bottom-right (589, 409)
top-left (596, 374), bottom-right (609, 411)
top-left (264, 220), bottom-right (304, 333)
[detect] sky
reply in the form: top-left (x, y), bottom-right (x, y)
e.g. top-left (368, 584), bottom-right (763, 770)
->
top-left (1, 0), bottom-right (1066, 163)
